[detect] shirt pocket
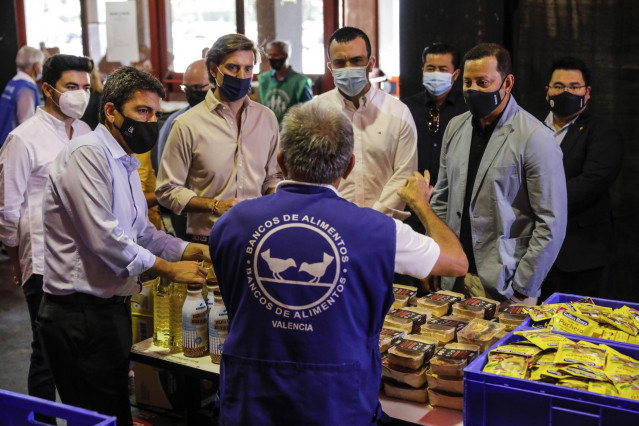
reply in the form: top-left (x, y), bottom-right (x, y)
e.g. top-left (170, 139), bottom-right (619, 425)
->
top-left (221, 353), bottom-right (361, 426)
top-left (488, 165), bottom-right (520, 202)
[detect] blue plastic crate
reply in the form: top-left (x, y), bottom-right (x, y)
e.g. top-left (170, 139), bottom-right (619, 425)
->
top-left (464, 331), bottom-right (639, 426)
top-left (519, 292), bottom-right (638, 351)
top-left (0, 389), bottom-right (116, 425)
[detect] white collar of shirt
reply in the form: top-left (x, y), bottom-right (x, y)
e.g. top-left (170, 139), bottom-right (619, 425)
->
top-left (95, 124), bottom-right (141, 173)
top-left (276, 179), bottom-right (341, 197)
top-left (544, 111), bottom-right (580, 140)
top-left (35, 107), bottom-right (82, 139)
top-left (14, 70), bottom-right (36, 84)
top-left (335, 84), bottom-right (376, 109)
top-left (204, 89), bottom-right (252, 112)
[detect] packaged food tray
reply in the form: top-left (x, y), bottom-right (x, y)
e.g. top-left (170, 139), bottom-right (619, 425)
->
top-left (463, 331), bottom-right (639, 426)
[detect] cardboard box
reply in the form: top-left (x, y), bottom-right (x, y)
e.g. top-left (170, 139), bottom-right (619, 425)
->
top-left (133, 362), bottom-right (185, 413)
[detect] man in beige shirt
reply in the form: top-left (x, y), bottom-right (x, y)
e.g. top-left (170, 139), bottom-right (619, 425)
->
top-left (156, 34), bottom-right (280, 242)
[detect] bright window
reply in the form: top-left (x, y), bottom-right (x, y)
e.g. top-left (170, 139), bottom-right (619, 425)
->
top-left (24, 0), bottom-right (83, 56)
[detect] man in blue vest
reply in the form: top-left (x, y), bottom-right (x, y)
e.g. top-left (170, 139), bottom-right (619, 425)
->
top-left (0, 46), bottom-right (45, 145)
top-left (209, 102), bottom-right (468, 425)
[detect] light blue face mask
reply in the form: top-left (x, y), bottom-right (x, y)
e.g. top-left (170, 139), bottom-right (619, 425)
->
top-left (422, 71), bottom-right (453, 96)
top-left (332, 66), bottom-right (368, 97)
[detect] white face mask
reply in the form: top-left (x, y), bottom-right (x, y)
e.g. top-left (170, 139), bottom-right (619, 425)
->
top-left (332, 66), bottom-right (368, 97)
top-left (422, 71), bottom-right (453, 96)
top-left (52, 88), bottom-right (90, 119)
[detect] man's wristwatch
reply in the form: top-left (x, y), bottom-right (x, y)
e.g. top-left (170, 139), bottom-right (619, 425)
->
top-left (212, 199), bottom-right (221, 216)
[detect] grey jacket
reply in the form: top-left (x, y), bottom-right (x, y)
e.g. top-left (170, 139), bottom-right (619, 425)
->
top-left (431, 96), bottom-right (567, 298)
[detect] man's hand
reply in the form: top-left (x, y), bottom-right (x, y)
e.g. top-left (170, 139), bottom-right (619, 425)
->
top-left (4, 245), bottom-right (22, 286)
top-left (166, 261), bottom-right (208, 285)
top-left (421, 275), bottom-right (440, 293)
top-left (214, 198), bottom-right (240, 216)
top-left (182, 243), bottom-right (211, 263)
top-left (398, 171), bottom-right (435, 209)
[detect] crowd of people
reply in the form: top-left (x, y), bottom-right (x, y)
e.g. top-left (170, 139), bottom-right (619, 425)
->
top-left (0, 25), bottom-right (623, 425)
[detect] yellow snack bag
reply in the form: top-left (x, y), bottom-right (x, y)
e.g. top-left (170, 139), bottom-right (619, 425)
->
top-left (605, 352), bottom-right (639, 376)
top-left (534, 351), bottom-right (563, 366)
top-left (559, 364), bottom-right (611, 382)
top-left (483, 355), bottom-right (527, 378)
top-left (557, 378), bottom-right (589, 391)
top-left (490, 343), bottom-right (542, 358)
top-left (555, 343), bottom-right (606, 369)
top-left (614, 377), bottom-right (639, 401)
top-left (552, 310), bottom-right (597, 336)
top-left (588, 381), bottom-right (619, 396)
top-left (531, 365), bottom-right (571, 380)
top-left (600, 314), bottom-right (639, 336)
top-left (528, 306), bottom-right (553, 323)
top-left (617, 306), bottom-right (639, 329)
top-left (514, 329), bottom-right (574, 350)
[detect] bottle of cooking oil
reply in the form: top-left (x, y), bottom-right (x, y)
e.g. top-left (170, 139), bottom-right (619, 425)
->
top-left (182, 282), bottom-right (209, 357)
top-left (152, 277), bottom-right (171, 348)
top-left (169, 282), bottom-right (188, 352)
top-left (209, 288), bottom-right (228, 363)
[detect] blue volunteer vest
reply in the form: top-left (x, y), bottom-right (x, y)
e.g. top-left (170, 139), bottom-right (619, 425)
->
top-left (210, 184), bottom-right (396, 425)
top-left (0, 79), bottom-right (41, 145)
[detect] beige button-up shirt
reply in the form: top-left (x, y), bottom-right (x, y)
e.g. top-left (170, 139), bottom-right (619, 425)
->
top-left (311, 86), bottom-right (417, 219)
top-left (156, 91), bottom-right (280, 236)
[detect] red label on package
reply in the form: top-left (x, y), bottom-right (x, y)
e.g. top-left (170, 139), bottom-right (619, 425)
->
top-left (397, 338), bottom-right (436, 356)
top-left (426, 293), bottom-right (463, 304)
top-left (428, 317), bottom-right (469, 332)
top-left (389, 309), bottom-right (428, 328)
top-left (500, 305), bottom-right (528, 315)
top-left (380, 328), bottom-right (404, 345)
top-left (463, 298), bottom-right (497, 319)
top-left (394, 287), bottom-right (417, 297)
top-left (435, 347), bottom-right (478, 362)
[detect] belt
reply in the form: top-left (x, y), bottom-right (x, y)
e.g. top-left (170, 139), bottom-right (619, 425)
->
top-left (44, 292), bottom-right (132, 305)
top-left (187, 233), bottom-right (209, 243)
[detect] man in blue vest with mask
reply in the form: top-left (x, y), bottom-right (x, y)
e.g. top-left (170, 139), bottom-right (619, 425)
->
top-left (209, 101), bottom-right (468, 425)
top-left (0, 46), bottom-right (45, 145)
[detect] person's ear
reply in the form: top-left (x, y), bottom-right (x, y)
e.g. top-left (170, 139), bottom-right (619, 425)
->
top-left (367, 56), bottom-right (377, 74)
top-left (451, 68), bottom-right (461, 84)
top-left (342, 154), bottom-right (356, 180)
top-left (277, 150), bottom-right (288, 178)
top-left (104, 102), bottom-right (118, 126)
top-left (504, 74), bottom-right (515, 95)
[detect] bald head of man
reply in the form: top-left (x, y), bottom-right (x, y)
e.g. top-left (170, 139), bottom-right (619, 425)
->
top-left (182, 59), bottom-right (211, 106)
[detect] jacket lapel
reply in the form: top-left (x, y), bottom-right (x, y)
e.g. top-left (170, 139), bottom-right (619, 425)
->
top-left (471, 96), bottom-right (518, 202)
top-left (559, 110), bottom-right (590, 160)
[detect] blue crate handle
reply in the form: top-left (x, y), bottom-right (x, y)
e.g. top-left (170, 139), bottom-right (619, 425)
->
top-left (0, 389), bottom-right (117, 426)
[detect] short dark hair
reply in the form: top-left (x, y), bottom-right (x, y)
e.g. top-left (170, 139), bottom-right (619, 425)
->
top-left (327, 26), bottom-right (371, 59)
top-left (99, 66), bottom-right (165, 124)
top-left (42, 54), bottom-right (93, 89)
top-left (206, 34), bottom-right (260, 84)
top-left (463, 43), bottom-right (512, 79)
top-left (422, 42), bottom-right (460, 70)
top-left (549, 56), bottom-right (591, 87)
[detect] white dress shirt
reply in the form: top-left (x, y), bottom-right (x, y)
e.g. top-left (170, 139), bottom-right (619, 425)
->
top-left (544, 111), bottom-right (579, 145)
top-left (156, 91), bottom-right (281, 236)
top-left (43, 124), bottom-right (188, 297)
top-left (277, 180), bottom-right (440, 279)
top-left (311, 86), bottom-right (418, 220)
top-left (0, 107), bottom-right (91, 284)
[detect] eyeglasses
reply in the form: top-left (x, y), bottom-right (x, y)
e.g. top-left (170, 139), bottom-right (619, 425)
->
top-left (428, 108), bottom-right (440, 133)
top-left (180, 83), bottom-right (210, 92)
top-left (328, 56), bottom-right (369, 69)
top-left (549, 84), bottom-right (586, 94)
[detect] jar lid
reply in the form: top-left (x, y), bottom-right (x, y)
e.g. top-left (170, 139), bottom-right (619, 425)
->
top-left (187, 282), bottom-right (202, 291)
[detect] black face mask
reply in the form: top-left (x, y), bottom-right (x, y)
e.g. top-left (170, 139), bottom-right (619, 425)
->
top-left (269, 58), bottom-right (286, 71)
top-left (185, 88), bottom-right (208, 107)
top-left (117, 114), bottom-right (158, 154)
top-left (548, 91), bottom-right (586, 117)
top-left (463, 77), bottom-right (507, 119)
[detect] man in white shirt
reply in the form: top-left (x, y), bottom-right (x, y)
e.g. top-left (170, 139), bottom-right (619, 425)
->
top-left (0, 54), bottom-right (93, 417)
top-left (0, 46), bottom-right (45, 145)
top-left (156, 34), bottom-right (280, 243)
top-left (310, 26), bottom-right (417, 219)
top-left (37, 66), bottom-right (210, 425)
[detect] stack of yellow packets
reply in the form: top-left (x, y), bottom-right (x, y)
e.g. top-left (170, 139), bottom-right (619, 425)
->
top-left (482, 330), bottom-right (639, 400)
top-left (527, 299), bottom-right (639, 344)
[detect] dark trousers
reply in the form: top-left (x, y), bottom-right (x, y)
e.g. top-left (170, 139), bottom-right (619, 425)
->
top-left (540, 264), bottom-right (608, 302)
top-left (37, 293), bottom-right (133, 426)
top-left (22, 274), bottom-right (56, 424)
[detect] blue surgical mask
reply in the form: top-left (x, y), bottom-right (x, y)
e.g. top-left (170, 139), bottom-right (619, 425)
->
top-left (216, 72), bottom-right (252, 102)
top-left (332, 66), bottom-right (368, 97)
top-left (422, 71), bottom-right (453, 96)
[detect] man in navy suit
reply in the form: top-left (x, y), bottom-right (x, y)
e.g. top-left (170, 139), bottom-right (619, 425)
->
top-left (540, 57), bottom-right (623, 300)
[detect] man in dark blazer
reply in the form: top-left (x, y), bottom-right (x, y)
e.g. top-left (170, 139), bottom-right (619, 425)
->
top-left (540, 57), bottom-right (623, 300)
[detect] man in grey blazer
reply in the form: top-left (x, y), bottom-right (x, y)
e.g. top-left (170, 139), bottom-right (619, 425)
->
top-left (431, 43), bottom-right (567, 306)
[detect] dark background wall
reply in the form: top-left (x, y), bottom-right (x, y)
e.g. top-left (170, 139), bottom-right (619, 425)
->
top-left (400, 0), bottom-right (639, 303)
top-left (0, 1), bottom-right (19, 92)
